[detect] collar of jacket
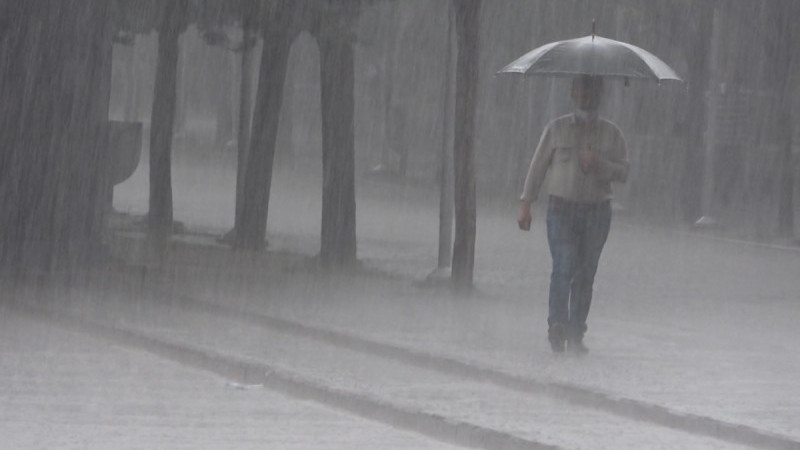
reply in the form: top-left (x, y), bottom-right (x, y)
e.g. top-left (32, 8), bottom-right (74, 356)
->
top-left (572, 109), bottom-right (599, 126)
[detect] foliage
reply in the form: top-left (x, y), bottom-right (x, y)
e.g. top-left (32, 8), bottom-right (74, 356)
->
top-left (110, 0), bottom-right (162, 35)
top-left (110, 0), bottom-right (252, 43)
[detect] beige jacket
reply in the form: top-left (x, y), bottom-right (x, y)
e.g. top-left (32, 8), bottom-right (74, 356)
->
top-left (520, 113), bottom-right (629, 204)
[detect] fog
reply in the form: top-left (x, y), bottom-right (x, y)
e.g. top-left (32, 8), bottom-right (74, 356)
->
top-left (2, 1), bottom-right (800, 449)
top-left (106, 1), bottom-right (800, 238)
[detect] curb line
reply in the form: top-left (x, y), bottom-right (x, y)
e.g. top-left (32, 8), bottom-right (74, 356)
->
top-left (182, 297), bottom-right (800, 450)
top-left (12, 302), bottom-right (561, 450)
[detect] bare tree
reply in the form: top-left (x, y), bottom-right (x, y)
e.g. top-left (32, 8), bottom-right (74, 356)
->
top-left (233, 0), bottom-right (260, 240)
top-left (316, 1), bottom-right (360, 266)
top-left (195, 0), bottom-right (261, 244)
top-left (0, 0), bottom-right (112, 269)
top-left (148, 0), bottom-right (188, 243)
top-left (451, 0), bottom-right (481, 288)
top-left (764, 0), bottom-right (798, 238)
top-left (234, 0), bottom-right (364, 267)
top-left (234, 0), bottom-right (298, 251)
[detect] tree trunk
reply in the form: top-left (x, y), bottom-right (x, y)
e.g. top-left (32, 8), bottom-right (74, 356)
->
top-left (234, 22), bottom-right (294, 251)
top-left (777, 107), bottom-right (794, 238)
top-left (0, 0), bottom-right (111, 270)
top-left (318, 32), bottom-right (357, 267)
top-left (765, 0), bottom-right (797, 238)
top-left (451, 0), bottom-right (480, 288)
top-left (437, 2), bottom-right (456, 271)
top-left (233, 1), bottom-right (260, 237)
top-left (148, 0), bottom-right (186, 242)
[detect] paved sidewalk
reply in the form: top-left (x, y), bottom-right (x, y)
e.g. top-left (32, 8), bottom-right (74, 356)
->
top-left (0, 306), bottom-right (464, 450)
top-left (7, 220), bottom-right (798, 449)
top-left (109, 158), bottom-right (800, 442)
top-left (7, 156), bottom-right (791, 449)
top-left (161, 224), bottom-right (800, 445)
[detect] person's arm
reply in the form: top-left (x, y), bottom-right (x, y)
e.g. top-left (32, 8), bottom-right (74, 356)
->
top-left (518, 201), bottom-right (532, 231)
top-left (518, 124), bottom-right (554, 231)
top-left (520, 124), bottom-right (554, 203)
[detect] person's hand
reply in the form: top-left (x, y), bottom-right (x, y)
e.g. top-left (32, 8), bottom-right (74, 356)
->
top-left (518, 202), bottom-right (532, 231)
top-left (580, 149), bottom-right (596, 173)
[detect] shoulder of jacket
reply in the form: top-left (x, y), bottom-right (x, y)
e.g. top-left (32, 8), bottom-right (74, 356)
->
top-left (547, 113), bottom-right (575, 129)
top-left (598, 117), bottom-right (623, 132)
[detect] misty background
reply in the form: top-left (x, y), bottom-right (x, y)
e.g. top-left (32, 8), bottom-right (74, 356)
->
top-left (1, 0), bottom-right (799, 276)
top-left (111, 0), bottom-right (799, 235)
top-left (2, 3), bottom-right (800, 448)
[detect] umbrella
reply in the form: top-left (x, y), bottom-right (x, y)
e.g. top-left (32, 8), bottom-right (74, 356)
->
top-left (498, 33), bottom-right (682, 83)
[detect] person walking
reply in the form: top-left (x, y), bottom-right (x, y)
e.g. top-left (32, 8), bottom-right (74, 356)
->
top-left (517, 75), bottom-right (629, 354)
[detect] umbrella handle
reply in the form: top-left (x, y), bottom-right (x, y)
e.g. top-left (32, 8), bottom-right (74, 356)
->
top-left (592, 19), bottom-right (596, 41)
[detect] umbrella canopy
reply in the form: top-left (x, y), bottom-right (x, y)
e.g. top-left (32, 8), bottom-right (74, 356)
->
top-left (498, 34), bottom-right (682, 83)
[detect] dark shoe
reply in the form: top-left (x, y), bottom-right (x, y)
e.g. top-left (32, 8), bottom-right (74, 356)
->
top-left (548, 323), bottom-right (566, 353)
top-left (567, 337), bottom-right (589, 355)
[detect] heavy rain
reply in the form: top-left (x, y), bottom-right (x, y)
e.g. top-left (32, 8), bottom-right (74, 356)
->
top-left (1, 1), bottom-right (799, 449)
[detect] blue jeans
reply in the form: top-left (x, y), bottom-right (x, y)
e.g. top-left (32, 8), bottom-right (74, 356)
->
top-left (546, 196), bottom-right (611, 340)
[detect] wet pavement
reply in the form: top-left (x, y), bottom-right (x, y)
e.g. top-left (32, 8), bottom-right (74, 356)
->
top-left (2, 159), bottom-right (800, 449)
top-left (0, 308), bottom-right (469, 450)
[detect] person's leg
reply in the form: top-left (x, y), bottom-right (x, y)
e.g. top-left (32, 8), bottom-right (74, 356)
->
top-left (546, 198), bottom-right (579, 352)
top-left (568, 201), bottom-right (611, 350)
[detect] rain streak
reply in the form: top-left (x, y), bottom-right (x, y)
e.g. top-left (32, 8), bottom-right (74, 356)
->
top-left (1, 1), bottom-right (799, 449)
